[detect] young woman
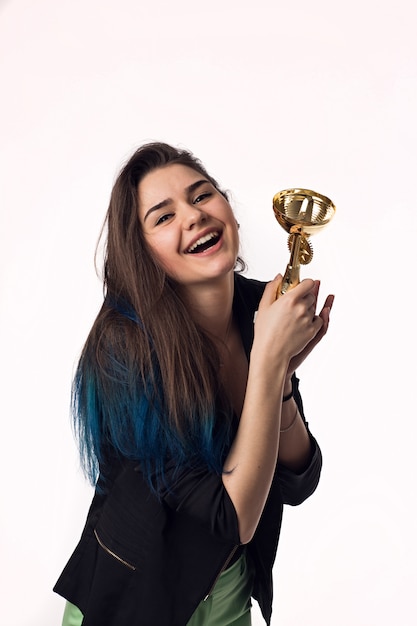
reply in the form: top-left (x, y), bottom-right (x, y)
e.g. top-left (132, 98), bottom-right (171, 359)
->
top-left (54, 142), bottom-right (334, 626)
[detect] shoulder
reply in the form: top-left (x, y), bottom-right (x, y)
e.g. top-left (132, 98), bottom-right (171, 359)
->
top-left (233, 272), bottom-right (267, 312)
top-left (233, 273), bottom-right (268, 353)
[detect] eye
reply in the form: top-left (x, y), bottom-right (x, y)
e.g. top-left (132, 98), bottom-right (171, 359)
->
top-left (193, 192), bottom-right (212, 204)
top-left (155, 212), bottom-right (174, 226)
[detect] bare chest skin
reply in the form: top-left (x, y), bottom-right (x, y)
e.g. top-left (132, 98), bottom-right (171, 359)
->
top-left (219, 322), bottom-right (249, 419)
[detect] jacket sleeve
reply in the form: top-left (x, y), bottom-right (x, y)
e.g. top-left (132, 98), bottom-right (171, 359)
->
top-left (275, 374), bottom-right (323, 506)
top-left (156, 460), bottom-right (241, 545)
top-left (275, 434), bottom-right (322, 505)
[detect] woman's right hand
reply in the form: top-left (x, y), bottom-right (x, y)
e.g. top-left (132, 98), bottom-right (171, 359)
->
top-left (252, 275), bottom-right (324, 365)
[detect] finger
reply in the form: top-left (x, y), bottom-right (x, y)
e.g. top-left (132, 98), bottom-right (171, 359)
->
top-left (319, 295), bottom-right (335, 323)
top-left (300, 290), bottom-right (319, 321)
top-left (258, 274), bottom-right (283, 309)
top-left (289, 294), bottom-right (334, 367)
top-left (324, 294), bottom-right (335, 312)
top-left (312, 313), bottom-right (325, 332)
top-left (309, 280), bottom-right (321, 313)
top-left (304, 291), bottom-right (318, 310)
top-left (316, 298), bottom-right (334, 337)
top-left (295, 278), bottom-right (316, 297)
top-left (312, 280), bottom-right (321, 302)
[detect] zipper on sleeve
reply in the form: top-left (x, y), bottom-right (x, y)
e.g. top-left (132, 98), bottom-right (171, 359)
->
top-left (203, 545), bottom-right (240, 601)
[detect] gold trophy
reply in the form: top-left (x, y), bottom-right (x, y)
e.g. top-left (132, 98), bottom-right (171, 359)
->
top-left (273, 188), bottom-right (336, 298)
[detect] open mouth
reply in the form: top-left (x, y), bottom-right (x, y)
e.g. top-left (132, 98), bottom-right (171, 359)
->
top-left (186, 231), bottom-right (221, 254)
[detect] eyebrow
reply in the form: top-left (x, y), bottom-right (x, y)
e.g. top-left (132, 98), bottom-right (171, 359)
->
top-left (143, 179), bottom-right (210, 222)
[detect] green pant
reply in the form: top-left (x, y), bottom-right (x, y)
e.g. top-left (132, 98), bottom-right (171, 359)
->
top-left (62, 552), bottom-right (253, 626)
top-left (61, 601), bottom-right (83, 626)
top-left (187, 552), bottom-right (253, 626)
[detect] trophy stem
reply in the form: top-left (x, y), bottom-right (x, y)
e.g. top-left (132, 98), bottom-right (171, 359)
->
top-left (276, 232), bottom-right (302, 299)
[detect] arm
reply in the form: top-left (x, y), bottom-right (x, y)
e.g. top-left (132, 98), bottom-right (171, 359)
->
top-left (222, 276), bottom-right (329, 544)
top-left (277, 391), bottom-right (312, 472)
top-left (278, 288), bottom-right (334, 471)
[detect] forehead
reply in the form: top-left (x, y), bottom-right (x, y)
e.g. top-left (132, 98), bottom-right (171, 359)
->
top-left (137, 164), bottom-right (206, 207)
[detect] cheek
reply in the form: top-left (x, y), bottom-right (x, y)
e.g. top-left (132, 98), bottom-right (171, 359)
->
top-left (144, 233), bottom-right (178, 273)
top-left (231, 222), bottom-right (240, 252)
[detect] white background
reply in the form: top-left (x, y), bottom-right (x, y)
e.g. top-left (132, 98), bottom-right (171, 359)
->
top-left (1, 1), bottom-right (416, 624)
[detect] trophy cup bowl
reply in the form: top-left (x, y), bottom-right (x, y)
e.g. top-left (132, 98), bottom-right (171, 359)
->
top-left (273, 188), bottom-right (336, 298)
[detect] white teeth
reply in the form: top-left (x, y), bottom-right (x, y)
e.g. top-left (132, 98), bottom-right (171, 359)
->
top-left (187, 231), bottom-right (219, 253)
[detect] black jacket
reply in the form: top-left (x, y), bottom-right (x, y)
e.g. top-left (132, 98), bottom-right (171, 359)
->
top-left (54, 273), bottom-right (322, 625)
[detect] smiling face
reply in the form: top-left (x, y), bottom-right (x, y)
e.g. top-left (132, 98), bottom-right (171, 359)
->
top-left (137, 164), bottom-right (240, 291)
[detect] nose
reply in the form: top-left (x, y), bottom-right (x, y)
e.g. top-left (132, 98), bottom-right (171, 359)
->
top-left (182, 204), bottom-right (207, 230)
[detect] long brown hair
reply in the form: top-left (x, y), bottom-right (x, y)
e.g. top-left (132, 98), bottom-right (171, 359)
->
top-left (73, 142), bottom-right (244, 488)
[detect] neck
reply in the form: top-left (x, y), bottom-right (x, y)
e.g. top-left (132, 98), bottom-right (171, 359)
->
top-left (179, 272), bottom-right (235, 339)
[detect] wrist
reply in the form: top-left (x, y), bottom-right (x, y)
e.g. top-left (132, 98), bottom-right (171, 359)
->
top-left (249, 345), bottom-right (291, 376)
